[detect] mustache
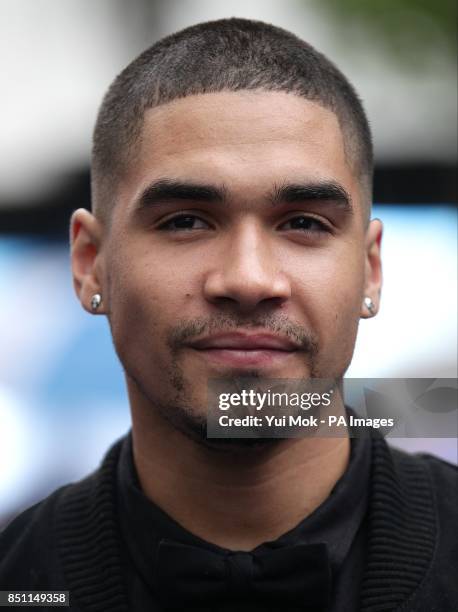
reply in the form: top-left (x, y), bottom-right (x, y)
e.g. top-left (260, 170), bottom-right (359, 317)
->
top-left (167, 314), bottom-right (319, 354)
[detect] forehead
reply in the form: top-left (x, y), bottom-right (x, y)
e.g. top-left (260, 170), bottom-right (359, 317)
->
top-left (120, 91), bottom-right (357, 205)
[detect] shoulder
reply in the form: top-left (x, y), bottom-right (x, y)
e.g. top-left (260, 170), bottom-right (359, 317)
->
top-left (389, 446), bottom-right (458, 609)
top-left (418, 450), bottom-right (457, 483)
top-left (0, 437), bottom-right (124, 593)
top-left (387, 443), bottom-right (457, 524)
top-left (0, 484), bottom-right (71, 589)
top-left (414, 451), bottom-right (457, 525)
top-left (389, 445), bottom-right (457, 504)
top-left (0, 472), bottom-right (100, 592)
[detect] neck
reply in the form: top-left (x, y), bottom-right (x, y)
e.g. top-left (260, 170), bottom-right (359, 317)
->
top-left (129, 388), bottom-right (350, 552)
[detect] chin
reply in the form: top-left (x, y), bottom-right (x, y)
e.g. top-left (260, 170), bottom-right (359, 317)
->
top-left (193, 434), bottom-right (283, 454)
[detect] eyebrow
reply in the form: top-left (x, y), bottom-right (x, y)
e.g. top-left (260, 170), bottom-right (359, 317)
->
top-left (134, 178), bottom-right (352, 213)
top-left (269, 181), bottom-right (353, 212)
top-left (135, 179), bottom-right (227, 209)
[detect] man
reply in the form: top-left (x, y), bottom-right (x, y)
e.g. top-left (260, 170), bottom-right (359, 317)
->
top-left (0, 18), bottom-right (456, 612)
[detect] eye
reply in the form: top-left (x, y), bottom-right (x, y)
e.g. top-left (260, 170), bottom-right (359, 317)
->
top-left (158, 214), bottom-right (211, 231)
top-left (279, 215), bottom-right (329, 233)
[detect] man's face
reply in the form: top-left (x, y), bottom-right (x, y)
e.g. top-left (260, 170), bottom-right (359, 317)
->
top-left (78, 91), bottom-right (381, 435)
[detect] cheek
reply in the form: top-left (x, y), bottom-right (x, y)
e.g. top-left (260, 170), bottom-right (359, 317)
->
top-left (107, 256), bottom-right (169, 361)
top-left (319, 255), bottom-right (365, 369)
top-left (290, 245), bottom-right (365, 338)
top-left (106, 241), bottom-right (200, 372)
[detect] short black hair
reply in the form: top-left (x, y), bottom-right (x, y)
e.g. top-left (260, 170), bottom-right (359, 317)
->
top-left (92, 18), bottom-right (373, 221)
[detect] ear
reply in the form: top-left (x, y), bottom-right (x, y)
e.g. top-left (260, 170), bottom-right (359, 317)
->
top-left (70, 208), bottom-right (105, 314)
top-left (361, 218), bottom-right (383, 318)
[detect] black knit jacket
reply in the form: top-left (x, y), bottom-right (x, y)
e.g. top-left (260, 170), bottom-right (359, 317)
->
top-left (0, 433), bottom-right (456, 611)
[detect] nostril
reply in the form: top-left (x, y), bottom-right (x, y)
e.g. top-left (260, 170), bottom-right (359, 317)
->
top-left (203, 269), bottom-right (291, 311)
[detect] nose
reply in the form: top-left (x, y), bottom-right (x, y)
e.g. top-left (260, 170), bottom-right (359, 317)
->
top-left (203, 221), bottom-right (291, 312)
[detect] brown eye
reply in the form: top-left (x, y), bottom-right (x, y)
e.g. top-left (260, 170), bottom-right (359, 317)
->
top-left (159, 215), bottom-right (210, 231)
top-left (279, 216), bottom-right (328, 232)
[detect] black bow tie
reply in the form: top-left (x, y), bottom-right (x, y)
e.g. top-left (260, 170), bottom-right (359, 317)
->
top-left (154, 538), bottom-right (331, 610)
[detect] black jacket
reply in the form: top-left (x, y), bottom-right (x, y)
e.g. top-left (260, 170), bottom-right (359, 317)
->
top-left (0, 433), bottom-right (457, 611)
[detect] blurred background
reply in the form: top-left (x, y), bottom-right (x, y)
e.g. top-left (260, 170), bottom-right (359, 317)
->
top-left (1, 0), bottom-right (457, 529)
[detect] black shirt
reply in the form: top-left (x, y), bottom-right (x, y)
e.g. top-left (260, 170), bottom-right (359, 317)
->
top-left (116, 429), bottom-right (371, 611)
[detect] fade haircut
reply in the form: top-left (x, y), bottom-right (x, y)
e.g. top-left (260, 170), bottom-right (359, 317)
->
top-left (92, 18), bottom-right (373, 222)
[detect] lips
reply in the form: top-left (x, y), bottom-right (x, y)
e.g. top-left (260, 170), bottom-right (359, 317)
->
top-left (187, 332), bottom-right (299, 367)
top-left (189, 332), bottom-right (299, 351)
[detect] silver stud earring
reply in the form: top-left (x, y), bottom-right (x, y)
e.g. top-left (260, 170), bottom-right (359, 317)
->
top-left (91, 293), bottom-right (102, 312)
top-left (364, 296), bottom-right (375, 316)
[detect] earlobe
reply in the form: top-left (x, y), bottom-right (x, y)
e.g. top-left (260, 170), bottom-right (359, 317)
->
top-left (70, 208), bottom-right (105, 314)
top-left (361, 219), bottom-right (383, 319)
top-left (90, 293), bottom-right (103, 312)
top-left (361, 296), bottom-right (376, 318)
